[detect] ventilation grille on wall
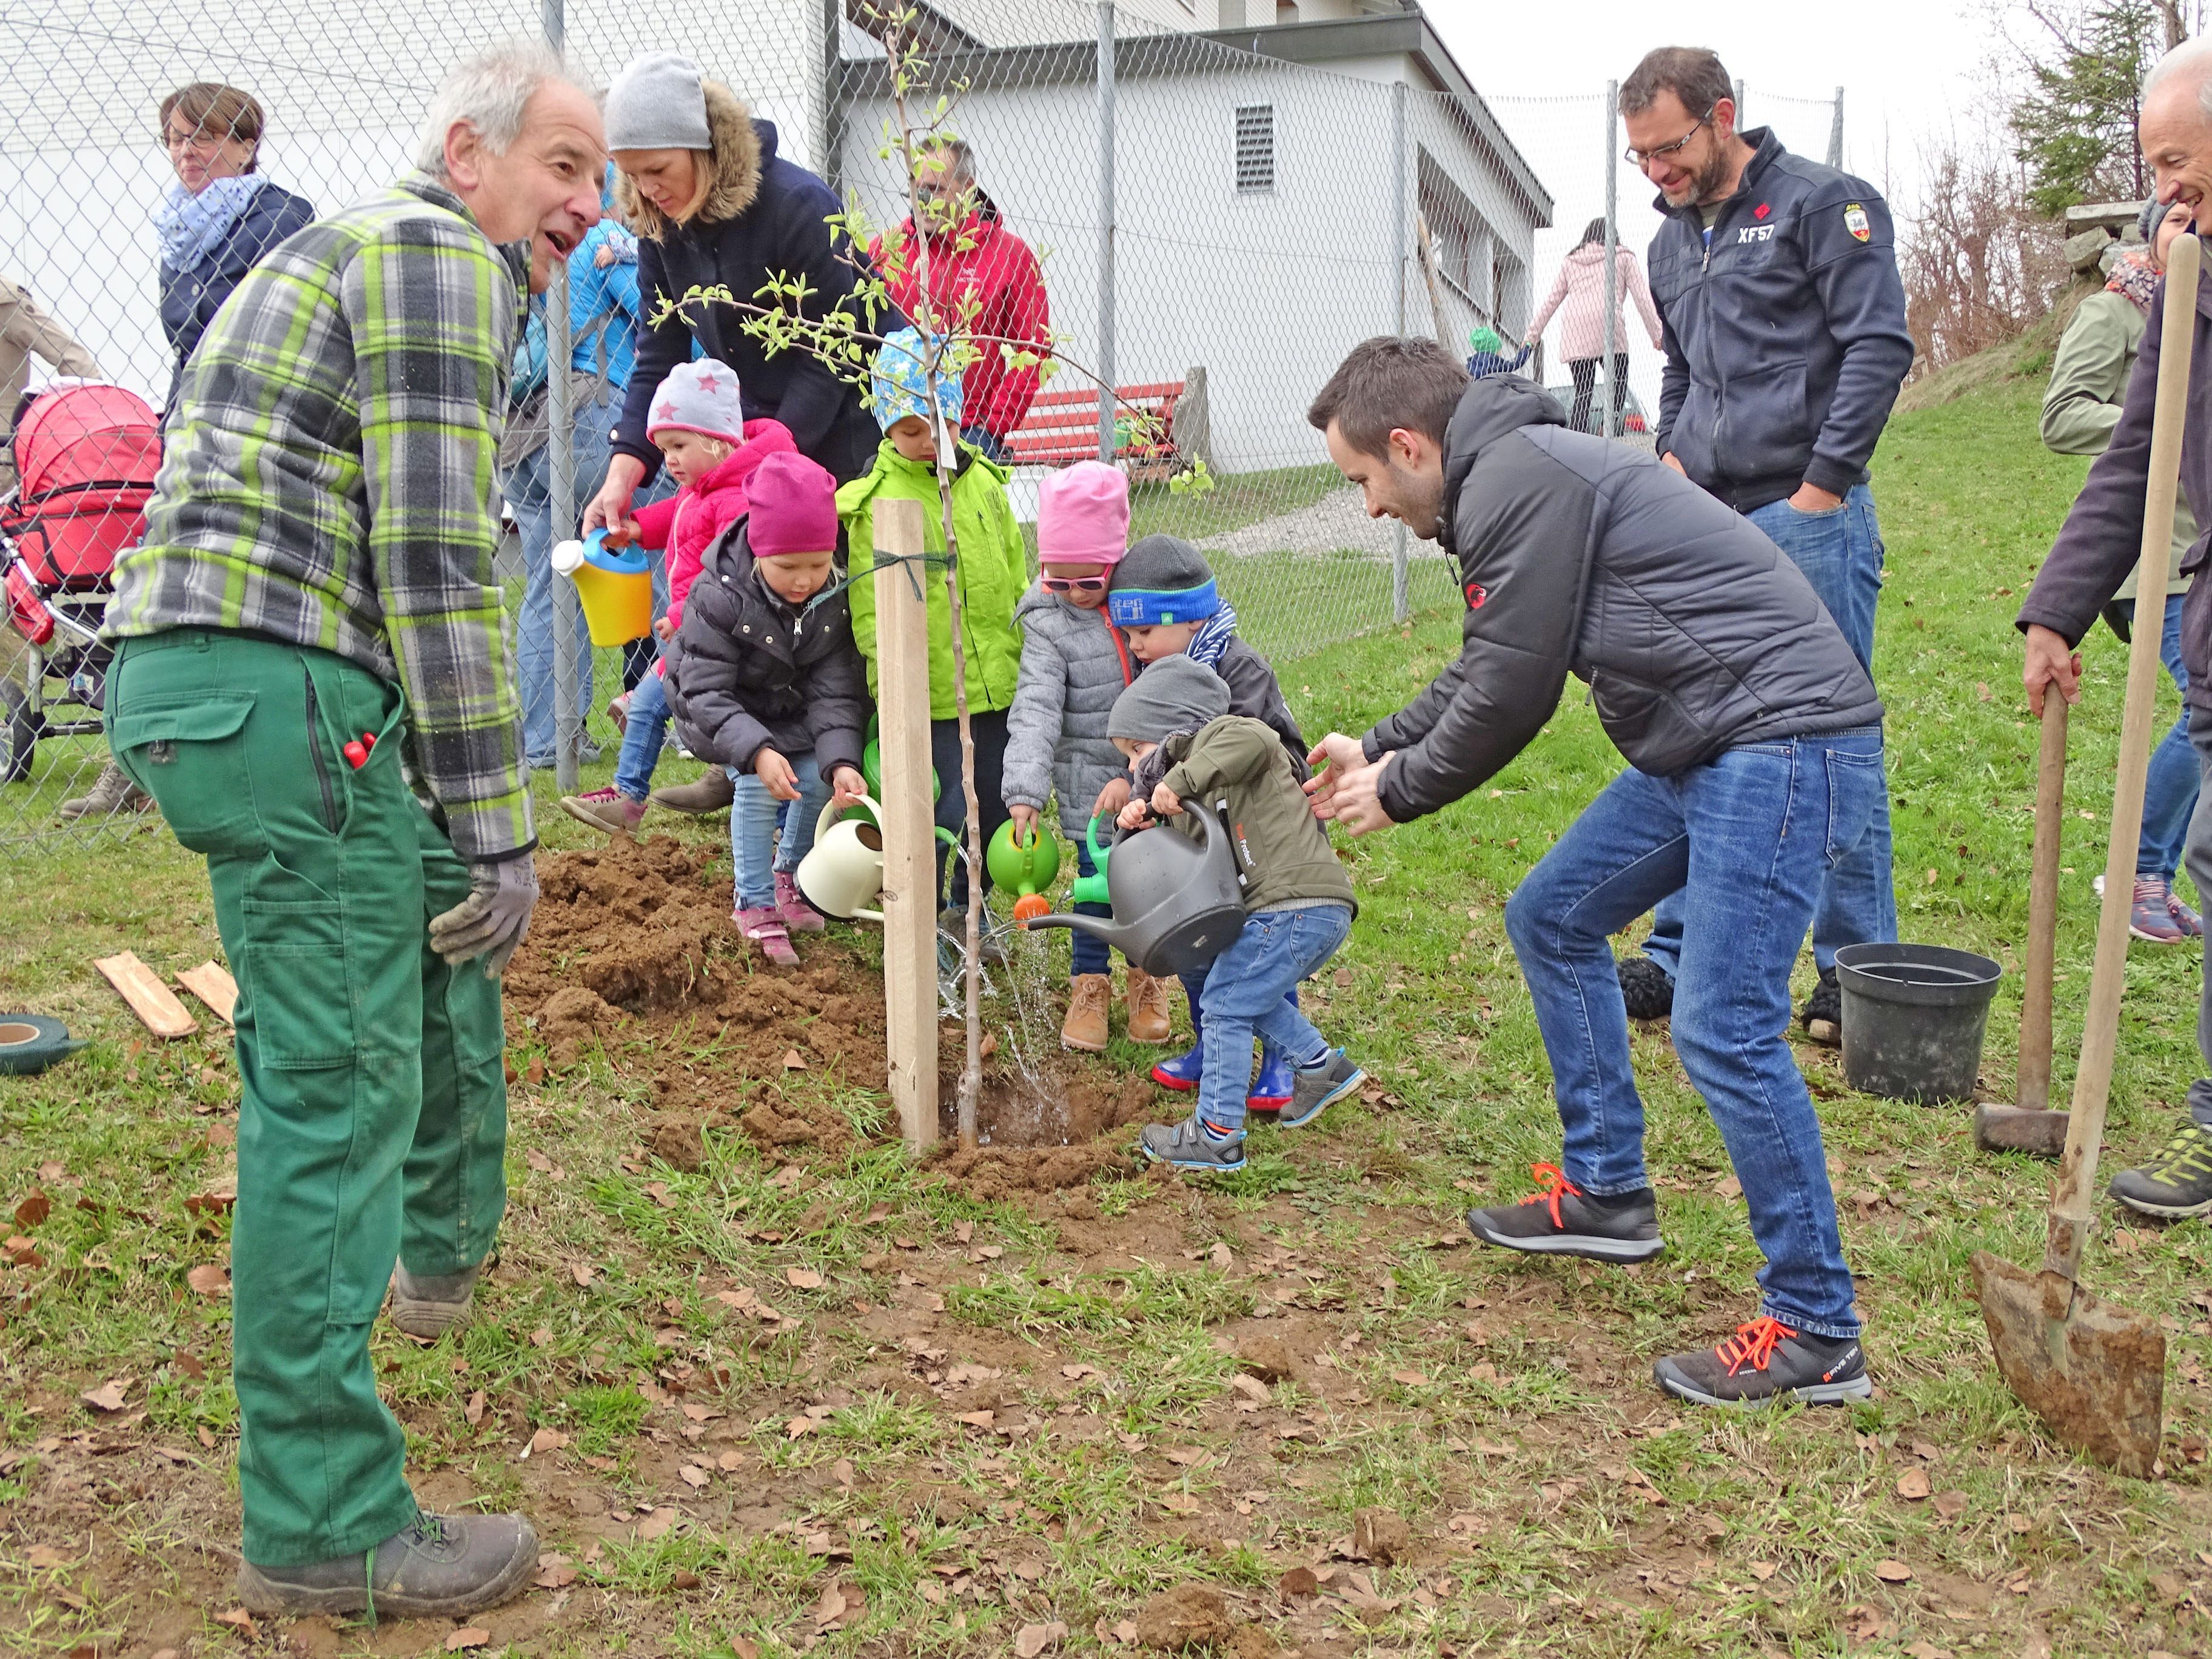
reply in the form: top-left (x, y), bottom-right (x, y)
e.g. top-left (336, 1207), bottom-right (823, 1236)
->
top-left (1235, 104), bottom-right (1275, 194)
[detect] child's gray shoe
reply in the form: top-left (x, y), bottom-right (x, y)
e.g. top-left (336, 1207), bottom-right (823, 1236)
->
top-left (1278, 1050), bottom-right (1364, 1128)
top-left (1139, 1114), bottom-right (1246, 1173)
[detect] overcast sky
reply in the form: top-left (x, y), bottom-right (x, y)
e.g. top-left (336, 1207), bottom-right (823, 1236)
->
top-left (1415, 0), bottom-right (1994, 398)
top-left (1423, 0), bottom-right (1994, 206)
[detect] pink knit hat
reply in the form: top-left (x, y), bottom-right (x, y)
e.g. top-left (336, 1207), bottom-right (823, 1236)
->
top-left (748, 452), bottom-right (840, 557)
top-left (647, 358), bottom-right (745, 446)
top-left (1037, 460), bottom-right (1130, 565)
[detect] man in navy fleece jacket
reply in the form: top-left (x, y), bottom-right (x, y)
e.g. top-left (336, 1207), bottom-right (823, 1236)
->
top-left (1612, 45), bottom-right (1916, 1044)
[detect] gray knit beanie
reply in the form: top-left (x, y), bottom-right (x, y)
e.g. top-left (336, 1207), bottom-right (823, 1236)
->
top-left (606, 52), bottom-right (712, 152)
top-left (1110, 534), bottom-right (1216, 608)
top-left (1108, 654), bottom-right (1230, 743)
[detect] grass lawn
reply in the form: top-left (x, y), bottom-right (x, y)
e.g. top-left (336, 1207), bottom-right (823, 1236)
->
top-left (5, 379), bottom-right (2212, 1657)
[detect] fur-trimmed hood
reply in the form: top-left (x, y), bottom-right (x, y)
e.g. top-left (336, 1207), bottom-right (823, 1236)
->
top-left (615, 80), bottom-right (763, 235)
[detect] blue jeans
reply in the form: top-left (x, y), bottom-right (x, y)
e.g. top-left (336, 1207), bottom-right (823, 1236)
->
top-left (503, 407), bottom-right (615, 766)
top-left (1503, 728), bottom-right (1885, 1338)
top-left (1646, 484), bottom-right (1895, 976)
top-left (2123, 593), bottom-right (2199, 882)
top-left (612, 658), bottom-right (671, 802)
top-left (1191, 905), bottom-right (1351, 1134)
top-left (1070, 838), bottom-right (1112, 977)
top-left (729, 752), bottom-right (833, 911)
top-left (961, 425), bottom-right (1011, 464)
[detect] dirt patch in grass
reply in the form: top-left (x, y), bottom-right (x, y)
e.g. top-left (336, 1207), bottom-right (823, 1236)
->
top-left (508, 834), bottom-right (1168, 1191)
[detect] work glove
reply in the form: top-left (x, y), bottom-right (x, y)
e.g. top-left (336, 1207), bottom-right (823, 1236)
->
top-left (428, 856), bottom-right (540, 977)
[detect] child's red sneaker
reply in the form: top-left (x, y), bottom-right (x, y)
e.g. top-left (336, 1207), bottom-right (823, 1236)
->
top-left (736, 905), bottom-right (799, 967)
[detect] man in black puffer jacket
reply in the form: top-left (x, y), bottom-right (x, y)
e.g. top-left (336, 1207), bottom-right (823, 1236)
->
top-left (1304, 338), bottom-right (1883, 1409)
top-left (663, 452), bottom-right (870, 962)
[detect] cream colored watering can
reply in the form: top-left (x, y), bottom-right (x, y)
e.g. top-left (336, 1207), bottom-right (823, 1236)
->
top-left (795, 794), bottom-right (960, 921)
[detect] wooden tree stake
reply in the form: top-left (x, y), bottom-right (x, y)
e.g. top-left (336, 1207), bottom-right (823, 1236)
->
top-left (872, 498), bottom-right (940, 1152)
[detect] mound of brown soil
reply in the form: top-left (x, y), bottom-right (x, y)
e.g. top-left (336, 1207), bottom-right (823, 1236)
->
top-left (505, 836), bottom-right (1172, 1201)
top-left (506, 837), bottom-right (886, 1090)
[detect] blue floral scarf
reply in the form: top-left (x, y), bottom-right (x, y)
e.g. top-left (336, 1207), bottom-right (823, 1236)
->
top-left (153, 173), bottom-right (268, 272)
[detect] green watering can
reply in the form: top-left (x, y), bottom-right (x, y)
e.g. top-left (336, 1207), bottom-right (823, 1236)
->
top-left (987, 818), bottom-right (1063, 922)
top-left (1070, 814), bottom-right (1112, 907)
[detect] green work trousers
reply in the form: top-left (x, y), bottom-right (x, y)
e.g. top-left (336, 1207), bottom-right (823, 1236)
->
top-left (109, 629), bottom-right (510, 1567)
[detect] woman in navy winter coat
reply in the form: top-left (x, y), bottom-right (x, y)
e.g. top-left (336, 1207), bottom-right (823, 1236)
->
top-left (585, 52), bottom-right (894, 540)
top-left (155, 82), bottom-right (314, 407)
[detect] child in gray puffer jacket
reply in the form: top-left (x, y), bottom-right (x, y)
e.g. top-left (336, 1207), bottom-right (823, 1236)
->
top-left (1001, 462), bottom-right (1177, 1054)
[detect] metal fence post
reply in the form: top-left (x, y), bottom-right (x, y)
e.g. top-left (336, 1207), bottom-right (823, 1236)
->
top-left (1828, 85), bottom-right (1845, 169)
top-left (821, 0), bottom-right (846, 193)
top-left (545, 0), bottom-right (581, 793)
top-left (1096, 2), bottom-right (1117, 463)
top-left (1733, 78), bottom-right (1746, 126)
top-left (1603, 80), bottom-right (1618, 440)
top-left (1391, 79), bottom-right (1409, 624)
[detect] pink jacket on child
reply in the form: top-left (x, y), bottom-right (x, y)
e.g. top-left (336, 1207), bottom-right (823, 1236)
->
top-left (633, 417), bottom-right (799, 654)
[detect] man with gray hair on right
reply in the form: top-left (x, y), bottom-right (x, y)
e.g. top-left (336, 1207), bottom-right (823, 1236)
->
top-left (102, 41), bottom-right (603, 1617)
top-left (2021, 36), bottom-right (2212, 1224)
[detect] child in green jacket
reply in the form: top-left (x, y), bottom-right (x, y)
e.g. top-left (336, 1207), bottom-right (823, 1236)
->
top-left (840, 327), bottom-right (1029, 924)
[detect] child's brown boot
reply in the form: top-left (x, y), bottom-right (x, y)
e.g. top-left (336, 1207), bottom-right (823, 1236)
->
top-left (1061, 974), bottom-right (1111, 1053)
top-left (1125, 968), bottom-right (1174, 1044)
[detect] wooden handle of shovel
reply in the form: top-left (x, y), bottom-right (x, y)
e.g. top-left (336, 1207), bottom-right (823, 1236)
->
top-left (2048, 229), bottom-right (2203, 1280)
top-left (2016, 696), bottom-right (2068, 1114)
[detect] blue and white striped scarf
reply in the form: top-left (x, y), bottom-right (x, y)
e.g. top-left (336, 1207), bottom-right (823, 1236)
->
top-left (1185, 600), bottom-right (1239, 669)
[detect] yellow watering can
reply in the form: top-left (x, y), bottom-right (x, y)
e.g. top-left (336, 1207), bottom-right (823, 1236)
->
top-left (795, 794), bottom-right (960, 922)
top-left (551, 529), bottom-right (654, 647)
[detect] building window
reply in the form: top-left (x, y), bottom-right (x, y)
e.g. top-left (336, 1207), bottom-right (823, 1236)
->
top-left (1235, 104), bottom-right (1275, 195)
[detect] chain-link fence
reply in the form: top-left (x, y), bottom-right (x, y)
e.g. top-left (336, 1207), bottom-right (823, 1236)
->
top-left (0, 1), bottom-right (1846, 850)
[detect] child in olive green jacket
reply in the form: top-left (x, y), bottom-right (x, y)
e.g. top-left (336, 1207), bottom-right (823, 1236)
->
top-left (1108, 656), bottom-right (1364, 1175)
top-left (839, 327), bottom-right (1028, 920)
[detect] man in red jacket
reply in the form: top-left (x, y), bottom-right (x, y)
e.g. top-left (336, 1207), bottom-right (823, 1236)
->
top-left (873, 138), bottom-right (1050, 462)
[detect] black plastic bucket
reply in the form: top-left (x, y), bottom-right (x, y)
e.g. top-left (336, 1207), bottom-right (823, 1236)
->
top-left (1834, 942), bottom-right (2003, 1104)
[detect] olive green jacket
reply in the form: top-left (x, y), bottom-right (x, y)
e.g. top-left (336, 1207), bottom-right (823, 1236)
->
top-left (2042, 289), bottom-right (2194, 602)
top-left (1147, 716), bottom-right (1356, 917)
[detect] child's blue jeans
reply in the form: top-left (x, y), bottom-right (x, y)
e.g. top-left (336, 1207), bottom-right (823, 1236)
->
top-left (613, 665), bottom-right (671, 802)
top-left (1194, 903), bottom-right (1351, 1133)
top-left (728, 753), bottom-right (834, 911)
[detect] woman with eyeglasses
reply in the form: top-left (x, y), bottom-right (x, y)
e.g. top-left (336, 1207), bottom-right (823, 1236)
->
top-left (155, 83), bottom-right (315, 410)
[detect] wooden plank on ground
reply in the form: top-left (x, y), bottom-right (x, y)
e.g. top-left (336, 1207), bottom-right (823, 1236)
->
top-left (175, 961), bottom-right (238, 1027)
top-left (872, 497), bottom-right (939, 1154)
top-left (93, 951), bottom-right (198, 1038)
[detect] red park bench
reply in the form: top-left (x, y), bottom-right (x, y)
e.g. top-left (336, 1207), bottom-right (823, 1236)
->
top-left (1005, 372), bottom-right (1210, 483)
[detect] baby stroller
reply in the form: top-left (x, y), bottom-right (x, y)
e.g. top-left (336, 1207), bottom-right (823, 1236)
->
top-left (1, 383), bottom-right (161, 783)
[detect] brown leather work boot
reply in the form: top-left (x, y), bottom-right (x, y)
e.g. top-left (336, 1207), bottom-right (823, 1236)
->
top-left (1061, 973), bottom-right (1111, 1053)
top-left (1125, 968), bottom-right (1174, 1044)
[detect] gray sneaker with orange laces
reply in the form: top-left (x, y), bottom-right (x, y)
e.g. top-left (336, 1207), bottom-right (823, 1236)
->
top-left (1464, 1163), bottom-right (1664, 1263)
top-left (1653, 1316), bottom-right (1871, 1407)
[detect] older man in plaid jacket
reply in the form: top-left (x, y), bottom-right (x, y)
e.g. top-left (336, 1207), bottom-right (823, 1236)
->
top-left (102, 44), bottom-right (605, 1619)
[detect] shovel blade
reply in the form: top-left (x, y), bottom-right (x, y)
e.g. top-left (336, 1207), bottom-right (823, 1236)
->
top-left (1970, 1250), bottom-right (2166, 1477)
top-left (1972, 1103), bottom-right (2071, 1158)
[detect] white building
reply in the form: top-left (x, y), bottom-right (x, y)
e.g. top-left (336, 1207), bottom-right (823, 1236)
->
top-left (0, 1), bottom-right (1547, 481)
top-left (833, 1), bottom-right (1555, 475)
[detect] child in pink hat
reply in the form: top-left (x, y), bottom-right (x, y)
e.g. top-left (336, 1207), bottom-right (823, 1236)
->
top-left (999, 460), bottom-right (1176, 1053)
top-left (561, 358), bottom-right (795, 835)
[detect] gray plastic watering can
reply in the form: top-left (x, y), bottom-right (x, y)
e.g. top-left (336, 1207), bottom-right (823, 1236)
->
top-left (1021, 805), bottom-right (1247, 976)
